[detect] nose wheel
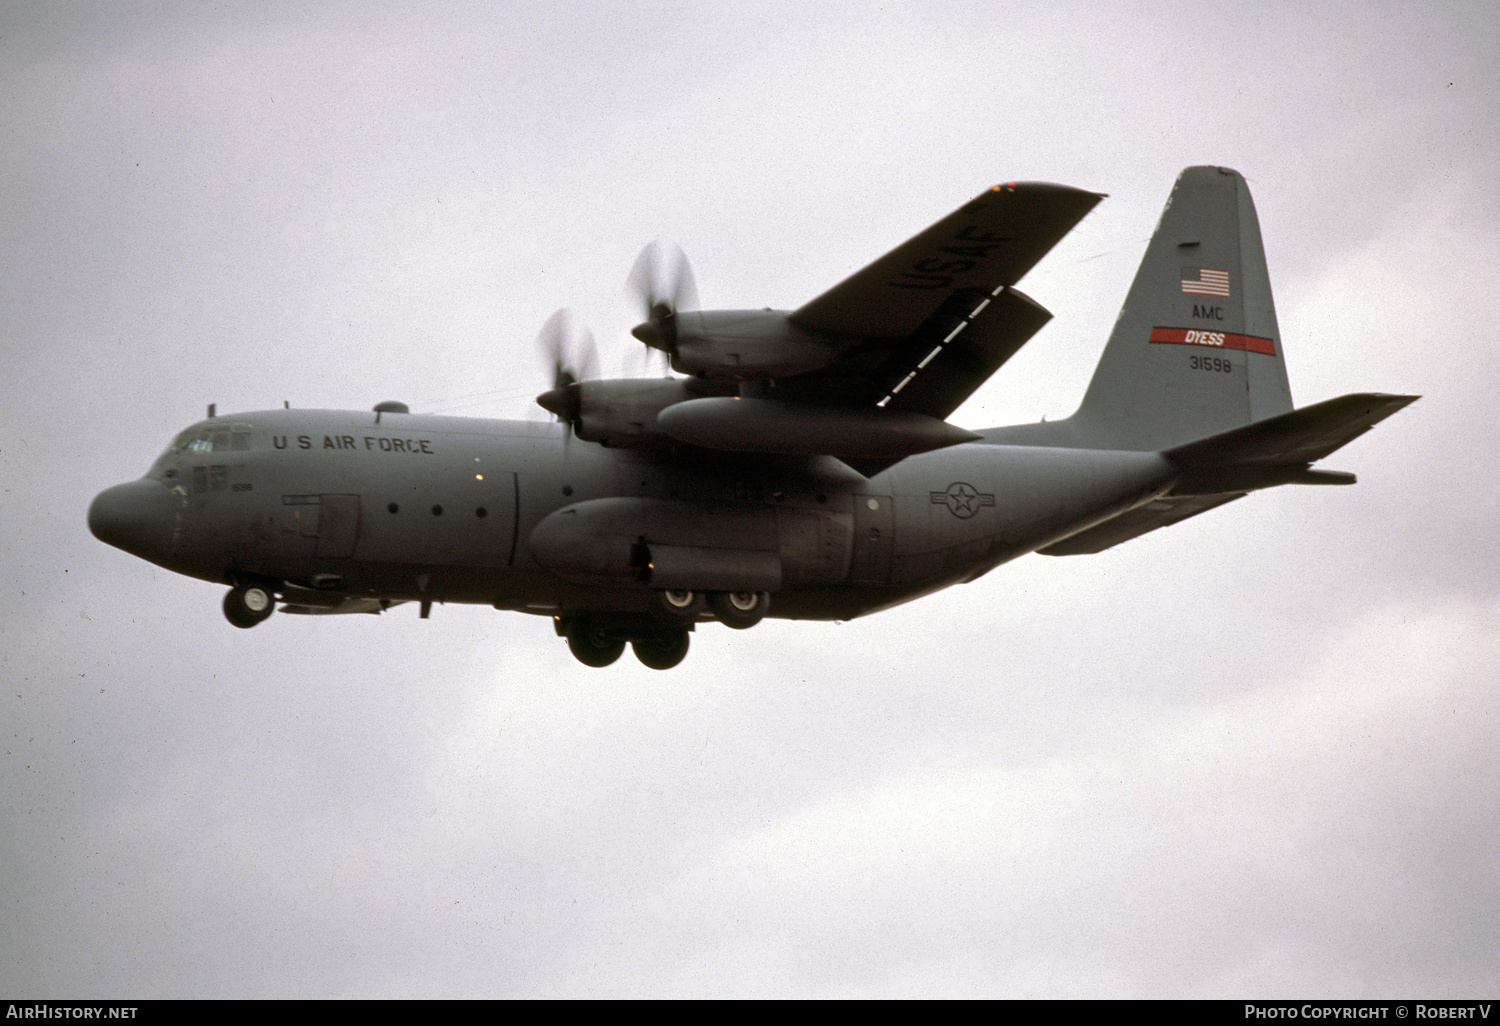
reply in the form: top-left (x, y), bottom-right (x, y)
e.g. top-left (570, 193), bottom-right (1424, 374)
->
top-left (223, 584), bottom-right (276, 628)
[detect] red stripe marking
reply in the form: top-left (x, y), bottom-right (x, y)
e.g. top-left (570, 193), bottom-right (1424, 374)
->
top-left (1149, 327), bottom-right (1276, 355)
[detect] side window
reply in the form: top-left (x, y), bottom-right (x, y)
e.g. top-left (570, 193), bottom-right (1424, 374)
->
top-left (191, 466), bottom-right (230, 493)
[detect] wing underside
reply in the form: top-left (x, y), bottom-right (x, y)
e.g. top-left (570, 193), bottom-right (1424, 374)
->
top-left (545, 181), bottom-right (1102, 475)
top-left (763, 181), bottom-right (1101, 472)
top-left (788, 181), bottom-right (1102, 341)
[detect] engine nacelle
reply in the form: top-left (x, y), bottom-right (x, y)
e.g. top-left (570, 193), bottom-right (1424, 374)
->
top-left (570, 379), bottom-right (694, 447)
top-left (669, 310), bottom-right (842, 380)
top-left (656, 397), bottom-right (981, 457)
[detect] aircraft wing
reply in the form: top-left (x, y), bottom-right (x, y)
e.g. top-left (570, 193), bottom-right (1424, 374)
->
top-left (767, 182), bottom-right (1100, 440)
top-left (789, 181), bottom-right (1103, 340)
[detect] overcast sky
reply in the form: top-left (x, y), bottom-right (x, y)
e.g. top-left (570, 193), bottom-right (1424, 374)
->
top-left (3, 0), bottom-right (1498, 998)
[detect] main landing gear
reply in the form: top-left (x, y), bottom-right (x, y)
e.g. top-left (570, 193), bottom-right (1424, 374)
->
top-left (632, 631), bottom-right (690, 670)
top-left (559, 589), bottom-right (772, 669)
top-left (561, 614), bottom-right (690, 670)
top-left (654, 589), bottom-right (770, 629)
top-left (707, 590), bottom-right (770, 629)
top-left (223, 583), bottom-right (276, 629)
top-left (566, 619), bottom-right (628, 668)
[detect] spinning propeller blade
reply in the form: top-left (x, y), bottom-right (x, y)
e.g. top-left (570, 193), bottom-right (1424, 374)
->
top-left (626, 241), bottom-right (698, 371)
top-left (534, 308), bottom-right (599, 433)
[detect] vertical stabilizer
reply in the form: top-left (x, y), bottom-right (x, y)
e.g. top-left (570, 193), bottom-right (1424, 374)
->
top-left (1076, 166), bottom-right (1292, 448)
top-left (994, 167), bottom-right (1294, 451)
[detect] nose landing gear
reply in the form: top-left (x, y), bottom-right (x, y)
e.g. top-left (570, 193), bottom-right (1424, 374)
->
top-left (223, 584), bottom-right (276, 629)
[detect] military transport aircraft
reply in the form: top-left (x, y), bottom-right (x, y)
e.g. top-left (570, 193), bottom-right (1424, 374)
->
top-left (89, 166), bottom-right (1416, 669)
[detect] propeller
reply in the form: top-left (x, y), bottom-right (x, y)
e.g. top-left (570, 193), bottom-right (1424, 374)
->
top-left (534, 308), bottom-right (599, 433)
top-left (626, 241), bottom-right (698, 372)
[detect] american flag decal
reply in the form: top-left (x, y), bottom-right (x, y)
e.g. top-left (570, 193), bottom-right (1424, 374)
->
top-left (1181, 267), bottom-right (1230, 297)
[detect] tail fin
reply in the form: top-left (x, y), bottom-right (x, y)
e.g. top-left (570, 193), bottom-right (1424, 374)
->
top-left (1078, 165), bottom-right (1292, 448)
top-left (997, 166), bottom-right (1294, 451)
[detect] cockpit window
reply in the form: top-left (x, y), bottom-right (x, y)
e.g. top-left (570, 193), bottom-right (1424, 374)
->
top-left (172, 423), bottom-right (252, 454)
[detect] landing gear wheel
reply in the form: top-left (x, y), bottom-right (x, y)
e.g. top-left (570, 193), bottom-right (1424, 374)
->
top-left (223, 585), bottom-right (275, 629)
top-left (709, 590), bottom-right (770, 629)
top-left (566, 620), bottom-right (626, 668)
top-left (633, 630), bottom-right (690, 670)
top-left (652, 588), bottom-right (705, 625)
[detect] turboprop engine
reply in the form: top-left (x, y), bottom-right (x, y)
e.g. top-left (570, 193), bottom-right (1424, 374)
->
top-left (537, 380), bottom-right (979, 462)
top-left (656, 397), bottom-right (981, 458)
top-left (642, 309), bottom-right (844, 380)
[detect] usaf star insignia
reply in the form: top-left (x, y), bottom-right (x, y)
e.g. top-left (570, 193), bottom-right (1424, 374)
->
top-left (930, 481), bottom-right (995, 518)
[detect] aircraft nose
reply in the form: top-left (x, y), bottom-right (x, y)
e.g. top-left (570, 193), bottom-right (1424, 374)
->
top-left (88, 479), bottom-right (177, 563)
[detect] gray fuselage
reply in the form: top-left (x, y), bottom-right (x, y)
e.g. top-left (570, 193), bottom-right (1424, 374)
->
top-left (91, 408), bottom-right (1176, 622)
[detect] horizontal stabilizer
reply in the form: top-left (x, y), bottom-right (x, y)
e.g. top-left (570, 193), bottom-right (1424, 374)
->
top-left (1166, 392), bottom-right (1417, 493)
top-left (1041, 392), bottom-right (1417, 555)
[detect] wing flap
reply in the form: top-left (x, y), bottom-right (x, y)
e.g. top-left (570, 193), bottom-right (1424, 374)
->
top-left (788, 182), bottom-right (1102, 340)
top-left (880, 286), bottom-right (1053, 419)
